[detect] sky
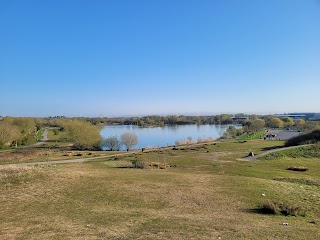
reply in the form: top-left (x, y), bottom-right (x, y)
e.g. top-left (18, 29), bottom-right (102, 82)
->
top-left (1, 0), bottom-right (320, 117)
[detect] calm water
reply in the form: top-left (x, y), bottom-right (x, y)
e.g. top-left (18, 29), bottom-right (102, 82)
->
top-left (100, 124), bottom-right (238, 150)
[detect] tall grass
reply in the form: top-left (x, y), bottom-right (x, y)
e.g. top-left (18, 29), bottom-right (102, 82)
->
top-left (259, 199), bottom-right (305, 216)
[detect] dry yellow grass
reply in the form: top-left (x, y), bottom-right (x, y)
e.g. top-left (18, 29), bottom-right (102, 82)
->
top-left (0, 141), bottom-right (319, 239)
top-left (0, 149), bottom-right (119, 164)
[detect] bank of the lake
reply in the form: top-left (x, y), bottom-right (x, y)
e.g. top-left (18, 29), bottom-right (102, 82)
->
top-left (100, 124), bottom-right (240, 149)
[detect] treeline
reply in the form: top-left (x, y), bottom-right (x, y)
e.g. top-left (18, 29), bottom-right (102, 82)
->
top-left (0, 117), bottom-right (41, 148)
top-left (80, 114), bottom-right (238, 126)
top-left (0, 117), bottom-right (102, 150)
top-left (223, 116), bottom-right (319, 139)
top-left (78, 114), bottom-right (319, 132)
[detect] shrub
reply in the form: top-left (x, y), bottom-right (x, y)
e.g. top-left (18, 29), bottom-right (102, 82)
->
top-left (130, 159), bottom-right (145, 169)
top-left (197, 137), bottom-right (214, 143)
top-left (175, 137), bottom-right (195, 146)
top-left (260, 200), bottom-right (278, 214)
top-left (53, 128), bottom-right (60, 135)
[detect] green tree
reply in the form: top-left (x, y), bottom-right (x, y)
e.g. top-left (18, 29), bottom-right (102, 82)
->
top-left (102, 136), bottom-right (121, 151)
top-left (250, 114), bottom-right (259, 120)
top-left (267, 117), bottom-right (284, 128)
top-left (220, 114), bottom-right (233, 124)
top-left (11, 118), bottom-right (37, 145)
top-left (13, 118), bottom-right (36, 135)
top-left (282, 117), bottom-right (294, 128)
top-left (0, 122), bottom-right (21, 148)
top-left (248, 119), bottom-right (265, 132)
top-left (61, 120), bottom-right (102, 150)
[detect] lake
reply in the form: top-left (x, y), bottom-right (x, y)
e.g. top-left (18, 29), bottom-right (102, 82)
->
top-left (100, 124), bottom-right (238, 150)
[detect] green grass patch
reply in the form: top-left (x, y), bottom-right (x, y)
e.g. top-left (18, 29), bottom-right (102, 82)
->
top-left (274, 177), bottom-right (320, 186)
top-left (236, 130), bottom-right (266, 140)
top-left (262, 144), bottom-right (320, 160)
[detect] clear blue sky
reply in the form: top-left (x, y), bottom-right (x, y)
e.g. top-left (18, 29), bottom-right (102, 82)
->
top-left (1, 0), bottom-right (320, 117)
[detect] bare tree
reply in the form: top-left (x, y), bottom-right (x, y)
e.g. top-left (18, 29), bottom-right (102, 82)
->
top-left (121, 132), bottom-right (138, 151)
top-left (102, 136), bottom-right (121, 151)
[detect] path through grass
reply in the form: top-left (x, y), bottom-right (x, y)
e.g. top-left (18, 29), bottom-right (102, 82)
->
top-left (1, 140), bottom-right (319, 239)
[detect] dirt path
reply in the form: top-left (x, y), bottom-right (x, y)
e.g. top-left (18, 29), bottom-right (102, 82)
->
top-left (2, 152), bottom-right (136, 167)
top-left (5, 140), bottom-right (308, 166)
top-left (243, 144), bottom-right (311, 161)
top-left (1, 143), bottom-right (195, 167)
top-left (32, 128), bottom-right (49, 146)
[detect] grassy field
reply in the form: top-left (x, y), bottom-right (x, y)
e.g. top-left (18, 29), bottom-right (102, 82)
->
top-left (0, 149), bottom-right (120, 165)
top-left (0, 140), bottom-right (319, 239)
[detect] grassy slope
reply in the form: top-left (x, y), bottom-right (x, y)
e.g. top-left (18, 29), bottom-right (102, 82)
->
top-left (236, 130), bottom-right (266, 140)
top-left (0, 140), bottom-right (319, 239)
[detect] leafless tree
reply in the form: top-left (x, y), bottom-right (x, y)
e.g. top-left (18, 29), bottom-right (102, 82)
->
top-left (121, 132), bottom-right (138, 151)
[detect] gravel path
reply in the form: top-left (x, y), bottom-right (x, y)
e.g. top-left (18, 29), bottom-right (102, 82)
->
top-left (32, 128), bottom-right (49, 146)
top-left (243, 144), bottom-right (310, 161)
top-left (2, 152), bottom-right (134, 167)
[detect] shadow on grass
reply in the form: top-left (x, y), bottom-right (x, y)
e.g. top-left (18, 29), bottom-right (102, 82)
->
top-left (245, 208), bottom-right (275, 215)
top-left (262, 145), bottom-right (284, 151)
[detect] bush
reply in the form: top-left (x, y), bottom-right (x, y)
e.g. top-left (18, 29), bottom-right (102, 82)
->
top-left (131, 159), bottom-right (145, 169)
top-left (260, 200), bottom-right (278, 214)
top-left (53, 128), bottom-right (60, 135)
